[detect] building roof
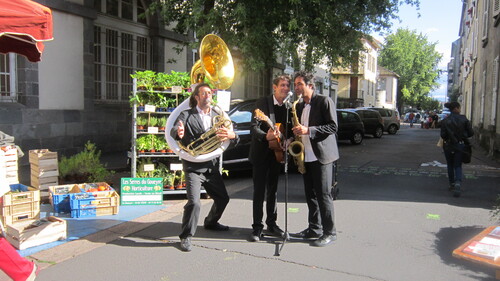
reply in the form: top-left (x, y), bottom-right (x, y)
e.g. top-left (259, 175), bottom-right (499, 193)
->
top-left (377, 66), bottom-right (400, 78)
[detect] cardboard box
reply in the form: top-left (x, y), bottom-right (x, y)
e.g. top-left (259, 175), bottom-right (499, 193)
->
top-left (5, 216), bottom-right (67, 250)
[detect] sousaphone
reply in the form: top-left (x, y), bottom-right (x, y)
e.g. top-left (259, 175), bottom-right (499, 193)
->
top-left (166, 34), bottom-right (235, 162)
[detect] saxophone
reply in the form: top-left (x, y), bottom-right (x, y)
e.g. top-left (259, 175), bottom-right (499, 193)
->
top-left (288, 94), bottom-right (306, 174)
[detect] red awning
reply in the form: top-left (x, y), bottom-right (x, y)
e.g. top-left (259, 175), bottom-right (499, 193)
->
top-left (0, 0), bottom-right (53, 62)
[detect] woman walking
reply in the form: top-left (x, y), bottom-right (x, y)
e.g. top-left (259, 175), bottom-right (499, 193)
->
top-left (440, 102), bottom-right (474, 197)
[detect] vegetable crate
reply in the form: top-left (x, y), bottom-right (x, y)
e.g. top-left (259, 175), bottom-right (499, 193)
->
top-left (29, 149), bottom-right (59, 191)
top-left (5, 216), bottom-right (67, 250)
top-left (49, 184), bottom-right (85, 213)
top-left (0, 146), bottom-right (19, 185)
top-left (69, 184), bottom-right (120, 218)
top-left (0, 184), bottom-right (41, 226)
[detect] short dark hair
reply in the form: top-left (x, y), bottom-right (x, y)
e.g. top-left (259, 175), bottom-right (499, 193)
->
top-left (273, 74), bottom-right (291, 86)
top-left (293, 71), bottom-right (315, 88)
top-left (189, 83), bottom-right (211, 108)
top-left (444, 101), bottom-right (460, 111)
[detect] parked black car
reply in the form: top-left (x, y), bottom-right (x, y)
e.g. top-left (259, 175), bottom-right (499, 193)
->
top-left (345, 109), bottom-right (384, 138)
top-left (358, 107), bottom-right (400, 134)
top-left (222, 99), bottom-right (256, 171)
top-left (336, 109), bottom-right (365, 145)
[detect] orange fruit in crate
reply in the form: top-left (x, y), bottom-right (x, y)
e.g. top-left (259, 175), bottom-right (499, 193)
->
top-left (88, 188), bottom-right (98, 192)
top-left (98, 186), bottom-right (107, 191)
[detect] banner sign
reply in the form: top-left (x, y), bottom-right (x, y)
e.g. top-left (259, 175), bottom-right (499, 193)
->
top-left (120, 178), bottom-right (163, 205)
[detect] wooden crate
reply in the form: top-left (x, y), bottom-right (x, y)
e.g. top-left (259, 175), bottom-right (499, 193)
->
top-left (5, 216), bottom-right (67, 250)
top-left (31, 174), bottom-right (59, 191)
top-left (31, 164), bottom-right (59, 178)
top-left (71, 205), bottom-right (119, 218)
top-left (29, 149), bottom-right (57, 165)
top-left (1, 184), bottom-right (40, 205)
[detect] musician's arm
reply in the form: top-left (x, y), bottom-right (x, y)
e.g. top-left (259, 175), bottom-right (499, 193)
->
top-left (250, 98), bottom-right (268, 142)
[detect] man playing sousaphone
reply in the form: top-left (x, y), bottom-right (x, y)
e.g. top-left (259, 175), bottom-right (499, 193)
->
top-left (171, 83), bottom-right (239, 252)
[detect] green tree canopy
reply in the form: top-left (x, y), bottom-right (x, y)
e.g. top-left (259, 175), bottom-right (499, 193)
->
top-left (151, 0), bottom-right (419, 72)
top-left (378, 28), bottom-right (442, 111)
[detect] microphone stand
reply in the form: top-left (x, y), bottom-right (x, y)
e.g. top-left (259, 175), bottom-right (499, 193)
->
top-left (275, 99), bottom-right (292, 256)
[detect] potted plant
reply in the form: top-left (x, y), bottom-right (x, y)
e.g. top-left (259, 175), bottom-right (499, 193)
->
top-left (164, 172), bottom-right (174, 190)
top-left (174, 171), bottom-right (183, 190)
top-left (129, 92), bottom-right (149, 111)
top-left (154, 136), bottom-right (167, 154)
top-left (157, 116), bottom-right (167, 132)
top-left (155, 72), bottom-right (172, 91)
top-left (142, 134), bottom-right (156, 153)
top-left (136, 115), bottom-right (148, 131)
top-left (131, 70), bottom-right (156, 91)
top-left (136, 135), bottom-right (148, 154)
top-left (166, 142), bottom-right (173, 154)
top-left (148, 116), bottom-right (158, 131)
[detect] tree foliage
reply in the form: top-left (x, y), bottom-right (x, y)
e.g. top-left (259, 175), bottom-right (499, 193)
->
top-left (150, 0), bottom-right (419, 72)
top-left (378, 28), bottom-right (442, 110)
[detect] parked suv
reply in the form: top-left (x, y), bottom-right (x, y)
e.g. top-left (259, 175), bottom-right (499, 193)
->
top-left (358, 107), bottom-right (400, 134)
top-left (337, 109), bottom-right (365, 145)
top-left (345, 109), bottom-right (384, 138)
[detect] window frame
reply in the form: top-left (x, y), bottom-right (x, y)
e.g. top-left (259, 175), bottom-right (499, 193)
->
top-left (0, 53), bottom-right (17, 102)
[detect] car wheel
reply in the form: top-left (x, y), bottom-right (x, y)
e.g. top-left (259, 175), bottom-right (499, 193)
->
top-left (373, 126), bottom-right (383, 138)
top-left (350, 131), bottom-right (363, 145)
top-left (387, 124), bottom-right (398, 135)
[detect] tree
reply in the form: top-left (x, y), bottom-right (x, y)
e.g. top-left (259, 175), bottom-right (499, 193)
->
top-left (378, 28), bottom-right (442, 112)
top-left (150, 0), bottom-right (419, 72)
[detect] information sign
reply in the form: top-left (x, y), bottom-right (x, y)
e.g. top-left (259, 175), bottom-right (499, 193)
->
top-left (120, 178), bottom-right (163, 205)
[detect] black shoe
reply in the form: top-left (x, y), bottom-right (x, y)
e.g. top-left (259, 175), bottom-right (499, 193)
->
top-left (180, 237), bottom-right (192, 252)
top-left (204, 222), bottom-right (230, 231)
top-left (290, 228), bottom-right (321, 240)
top-left (266, 225), bottom-right (285, 238)
top-left (448, 183), bottom-right (455, 191)
top-left (311, 234), bottom-right (336, 247)
top-left (248, 229), bottom-right (263, 242)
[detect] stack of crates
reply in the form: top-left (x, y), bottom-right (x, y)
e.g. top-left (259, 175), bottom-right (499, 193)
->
top-left (29, 149), bottom-right (59, 191)
top-left (0, 145), bottom-right (19, 185)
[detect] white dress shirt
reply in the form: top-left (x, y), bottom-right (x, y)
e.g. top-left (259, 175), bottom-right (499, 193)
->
top-left (196, 106), bottom-right (212, 131)
top-left (300, 103), bottom-right (318, 162)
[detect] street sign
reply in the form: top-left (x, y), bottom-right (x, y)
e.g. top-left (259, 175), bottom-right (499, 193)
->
top-left (120, 178), bottom-right (163, 205)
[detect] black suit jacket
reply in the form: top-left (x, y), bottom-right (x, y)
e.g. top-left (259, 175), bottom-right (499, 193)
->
top-left (171, 106), bottom-right (239, 172)
top-left (248, 96), bottom-right (292, 165)
top-left (296, 93), bottom-right (339, 164)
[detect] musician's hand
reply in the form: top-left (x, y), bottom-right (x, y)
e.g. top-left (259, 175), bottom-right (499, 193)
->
top-left (265, 128), bottom-right (278, 141)
top-left (177, 121), bottom-right (185, 139)
top-left (217, 127), bottom-right (236, 141)
top-left (292, 124), bottom-right (309, 135)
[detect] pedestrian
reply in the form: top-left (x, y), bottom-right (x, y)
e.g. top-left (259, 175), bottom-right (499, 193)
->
top-left (409, 112), bottom-right (415, 128)
top-left (0, 224), bottom-right (38, 281)
top-left (440, 101), bottom-right (474, 197)
top-left (171, 83), bottom-right (239, 252)
top-left (431, 112), bottom-right (438, 129)
top-left (290, 71), bottom-right (338, 247)
top-left (247, 75), bottom-right (292, 242)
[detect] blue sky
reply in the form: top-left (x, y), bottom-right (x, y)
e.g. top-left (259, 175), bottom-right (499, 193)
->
top-left (372, 0), bottom-right (464, 102)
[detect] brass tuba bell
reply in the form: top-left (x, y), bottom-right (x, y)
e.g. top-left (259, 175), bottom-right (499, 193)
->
top-left (190, 34), bottom-right (234, 90)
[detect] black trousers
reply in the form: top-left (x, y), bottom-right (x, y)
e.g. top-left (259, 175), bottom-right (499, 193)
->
top-left (251, 156), bottom-right (281, 230)
top-left (179, 169), bottom-right (229, 239)
top-left (302, 161), bottom-right (336, 236)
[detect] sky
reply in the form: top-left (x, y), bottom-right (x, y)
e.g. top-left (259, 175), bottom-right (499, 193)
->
top-left (372, 0), bottom-right (464, 102)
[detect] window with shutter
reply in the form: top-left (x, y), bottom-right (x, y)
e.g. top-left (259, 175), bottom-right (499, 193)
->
top-left (482, 0), bottom-right (489, 44)
top-left (493, 0), bottom-right (500, 17)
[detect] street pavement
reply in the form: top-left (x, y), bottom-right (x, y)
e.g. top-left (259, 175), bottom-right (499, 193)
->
top-left (10, 124), bottom-right (500, 281)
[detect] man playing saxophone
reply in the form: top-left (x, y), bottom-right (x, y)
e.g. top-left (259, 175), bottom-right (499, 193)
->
top-left (248, 74), bottom-right (293, 242)
top-left (291, 71), bottom-right (339, 247)
top-left (171, 83), bottom-right (239, 252)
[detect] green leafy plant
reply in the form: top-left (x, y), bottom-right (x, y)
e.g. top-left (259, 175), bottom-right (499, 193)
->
top-left (58, 141), bottom-right (115, 183)
top-left (131, 70), bottom-right (156, 91)
top-left (155, 72), bottom-right (172, 89)
top-left (129, 92), bottom-right (149, 107)
top-left (154, 136), bottom-right (167, 151)
top-left (157, 117), bottom-right (167, 128)
top-left (149, 116), bottom-right (158, 127)
top-left (136, 135), bottom-right (149, 151)
top-left (136, 115), bottom-right (148, 127)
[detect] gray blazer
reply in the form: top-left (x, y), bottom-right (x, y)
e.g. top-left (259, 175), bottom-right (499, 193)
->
top-left (296, 93), bottom-right (339, 164)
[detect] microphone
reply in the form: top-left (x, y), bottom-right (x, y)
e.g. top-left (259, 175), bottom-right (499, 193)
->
top-left (283, 92), bottom-right (294, 104)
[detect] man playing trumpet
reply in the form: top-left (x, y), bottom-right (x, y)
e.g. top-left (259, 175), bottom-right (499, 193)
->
top-left (171, 83), bottom-right (239, 252)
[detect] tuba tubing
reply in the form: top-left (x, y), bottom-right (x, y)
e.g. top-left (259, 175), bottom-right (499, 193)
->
top-left (165, 99), bottom-right (231, 163)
